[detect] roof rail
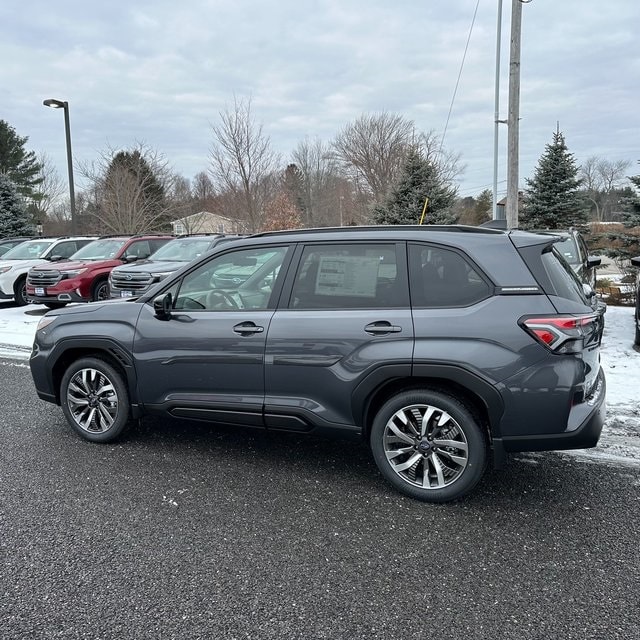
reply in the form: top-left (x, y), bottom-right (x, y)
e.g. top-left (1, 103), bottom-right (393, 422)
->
top-left (250, 224), bottom-right (504, 238)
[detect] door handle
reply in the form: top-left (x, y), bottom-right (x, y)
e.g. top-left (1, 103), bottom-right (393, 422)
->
top-left (364, 321), bottom-right (402, 335)
top-left (233, 322), bottom-right (264, 335)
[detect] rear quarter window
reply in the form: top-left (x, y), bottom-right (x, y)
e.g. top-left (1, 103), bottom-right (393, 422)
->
top-left (408, 244), bottom-right (491, 308)
top-left (541, 247), bottom-right (587, 304)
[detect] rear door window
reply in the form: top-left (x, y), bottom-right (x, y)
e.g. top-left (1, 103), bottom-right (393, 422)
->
top-left (288, 243), bottom-right (407, 309)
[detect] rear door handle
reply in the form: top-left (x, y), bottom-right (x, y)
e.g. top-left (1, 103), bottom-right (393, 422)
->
top-left (364, 321), bottom-right (402, 335)
top-left (233, 322), bottom-right (264, 335)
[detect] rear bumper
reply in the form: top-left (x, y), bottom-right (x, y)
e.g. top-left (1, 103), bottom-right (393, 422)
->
top-left (494, 368), bottom-right (606, 456)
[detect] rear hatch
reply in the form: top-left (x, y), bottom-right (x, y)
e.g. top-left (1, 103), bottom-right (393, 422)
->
top-left (510, 231), bottom-right (603, 395)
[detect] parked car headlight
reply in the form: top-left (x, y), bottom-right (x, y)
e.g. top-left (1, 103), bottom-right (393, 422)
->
top-left (0, 266), bottom-right (13, 274)
top-left (61, 269), bottom-right (87, 278)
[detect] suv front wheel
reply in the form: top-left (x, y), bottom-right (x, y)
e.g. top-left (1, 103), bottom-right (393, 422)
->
top-left (60, 357), bottom-right (131, 442)
top-left (370, 389), bottom-right (487, 502)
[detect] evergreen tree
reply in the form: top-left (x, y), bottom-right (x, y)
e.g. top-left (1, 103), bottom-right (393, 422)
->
top-left (0, 174), bottom-right (34, 236)
top-left (372, 151), bottom-right (457, 225)
top-left (284, 163), bottom-right (307, 223)
top-left (621, 173), bottom-right (640, 227)
top-left (471, 189), bottom-right (492, 225)
top-left (520, 130), bottom-right (587, 229)
top-left (0, 120), bottom-right (44, 198)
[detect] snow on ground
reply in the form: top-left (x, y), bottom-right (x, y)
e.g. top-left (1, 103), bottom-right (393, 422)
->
top-left (0, 301), bottom-right (638, 465)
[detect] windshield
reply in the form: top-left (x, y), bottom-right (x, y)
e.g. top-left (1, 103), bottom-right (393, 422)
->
top-left (2, 240), bottom-right (54, 260)
top-left (150, 238), bottom-right (214, 262)
top-left (555, 235), bottom-right (580, 266)
top-left (71, 239), bottom-right (128, 260)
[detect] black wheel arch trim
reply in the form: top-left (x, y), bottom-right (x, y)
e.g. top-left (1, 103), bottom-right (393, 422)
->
top-left (47, 337), bottom-right (140, 409)
top-left (353, 362), bottom-right (505, 439)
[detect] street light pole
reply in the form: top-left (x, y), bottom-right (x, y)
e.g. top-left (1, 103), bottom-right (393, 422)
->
top-left (43, 98), bottom-right (77, 234)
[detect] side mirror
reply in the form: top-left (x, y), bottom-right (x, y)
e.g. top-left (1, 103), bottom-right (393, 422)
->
top-left (587, 256), bottom-right (601, 268)
top-left (631, 256), bottom-right (640, 268)
top-left (48, 255), bottom-right (64, 262)
top-left (124, 254), bottom-right (139, 263)
top-left (153, 292), bottom-right (173, 320)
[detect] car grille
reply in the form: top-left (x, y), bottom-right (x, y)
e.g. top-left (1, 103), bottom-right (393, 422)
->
top-left (28, 270), bottom-right (62, 287)
top-left (110, 271), bottom-right (154, 292)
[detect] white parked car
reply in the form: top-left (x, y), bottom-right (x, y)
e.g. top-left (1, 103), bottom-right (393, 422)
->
top-left (0, 237), bottom-right (96, 306)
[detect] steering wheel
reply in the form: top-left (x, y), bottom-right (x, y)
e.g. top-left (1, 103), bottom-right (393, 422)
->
top-left (206, 290), bottom-right (239, 310)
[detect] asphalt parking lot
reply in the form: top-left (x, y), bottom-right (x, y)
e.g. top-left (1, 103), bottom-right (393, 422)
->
top-left (1, 359), bottom-right (639, 640)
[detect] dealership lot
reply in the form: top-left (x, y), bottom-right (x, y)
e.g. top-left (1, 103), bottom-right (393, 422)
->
top-left (1, 357), bottom-right (639, 639)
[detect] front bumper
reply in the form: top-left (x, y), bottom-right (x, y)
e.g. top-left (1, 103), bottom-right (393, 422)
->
top-left (27, 289), bottom-right (89, 304)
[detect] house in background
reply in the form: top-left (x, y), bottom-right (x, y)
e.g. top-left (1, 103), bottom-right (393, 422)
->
top-left (170, 211), bottom-right (246, 235)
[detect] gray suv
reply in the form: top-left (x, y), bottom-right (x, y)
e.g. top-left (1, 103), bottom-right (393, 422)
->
top-left (29, 226), bottom-right (606, 502)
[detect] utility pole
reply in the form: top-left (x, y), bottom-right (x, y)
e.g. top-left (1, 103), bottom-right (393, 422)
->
top-left (506, 0), bottom-right (529, 229)
top-left (492, 0), bottom-right (504, 220)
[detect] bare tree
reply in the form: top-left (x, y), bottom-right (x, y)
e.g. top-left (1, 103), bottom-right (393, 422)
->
top-left (78, 142), bottom-right (179, 234)
top-left (291, 137), bottom-right (346, 226)
top-left (331, 113), bottom-right (464, 214)
top-left (30, 153), bottom-right (66, 228)
top-left (415, 130), bottom-right (465, 185)
top-left (331, 112), bottom-right (415, 204)
top-left (580, 156), bottom-right (631, 221)
top-left (209, 97), bottom-right (280, 232)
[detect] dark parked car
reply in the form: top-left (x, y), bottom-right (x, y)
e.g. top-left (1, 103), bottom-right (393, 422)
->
top-left (29, 225), bottom-right (606, 502)
top-left (631, 255), bottom-right (640, 345)
top-left (539, 228), bottom-right (601, 289)
top-left (108, 234), bottom-right (244, 299)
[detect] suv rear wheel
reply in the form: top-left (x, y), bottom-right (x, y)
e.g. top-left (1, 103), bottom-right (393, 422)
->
top-left (60, 357), bottom-right (131, 442)
top-left (370, 389), bottom-right (487, 502)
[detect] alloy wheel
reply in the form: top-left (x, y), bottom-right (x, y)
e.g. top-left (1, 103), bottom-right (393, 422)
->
top-left (383, 403), bottom-right (469, 490)
top-left (66, 367), bottom-right (119, 433)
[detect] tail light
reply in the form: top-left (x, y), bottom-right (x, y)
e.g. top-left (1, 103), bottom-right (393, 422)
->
top-left (520, 314), bottom-right (598, 353)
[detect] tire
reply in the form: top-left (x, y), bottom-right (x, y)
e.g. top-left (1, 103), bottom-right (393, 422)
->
top-left (635, 309), bottom-right (640, 347)
top-left (45, 302), bottom-right (67, 310)
top-left (370, 389), bottom-right (488, 503)
top-left (13, 276), bottom-right (28, 306)
top-left (91, 279), bottom-right (110, 302)
top-left (60, 357), bottom-right (131, 443)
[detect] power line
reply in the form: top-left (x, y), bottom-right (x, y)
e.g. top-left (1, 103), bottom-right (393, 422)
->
top-left (440, 0), bottom-right (481, 151)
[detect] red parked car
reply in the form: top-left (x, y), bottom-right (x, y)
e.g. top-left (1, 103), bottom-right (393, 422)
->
top-left (26, 235), bottom-right (173, 308)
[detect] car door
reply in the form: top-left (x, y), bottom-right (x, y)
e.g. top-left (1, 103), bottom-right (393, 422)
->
top-left (264, 241), bottom-right (413, 433)
top-left (133, 243), bottom-right (292, 426)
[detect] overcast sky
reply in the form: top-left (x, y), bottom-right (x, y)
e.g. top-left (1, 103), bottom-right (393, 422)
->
top-left (1, 0), bottom-right (638, 202)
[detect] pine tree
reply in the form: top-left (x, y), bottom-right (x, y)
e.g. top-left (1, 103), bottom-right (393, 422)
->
top-left (621, 174), bottom-right (640, 228)
top-left (372, 151), bottom-right (457, 225)
top-left (520, 130), bottom-right (587, 229)
top-left (0, 119), bottom-right (44, 198)
top-left (471, 189), bottom-right (492, 225)
top-left (0, 174), bottom-right (34, 236)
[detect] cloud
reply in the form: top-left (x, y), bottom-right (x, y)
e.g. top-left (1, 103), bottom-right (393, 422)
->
top-left (0, 0), bottom-right (638, 199)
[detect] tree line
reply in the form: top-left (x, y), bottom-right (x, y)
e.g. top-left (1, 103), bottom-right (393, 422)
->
top-left (0, 102), bottom-right (638, 260)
